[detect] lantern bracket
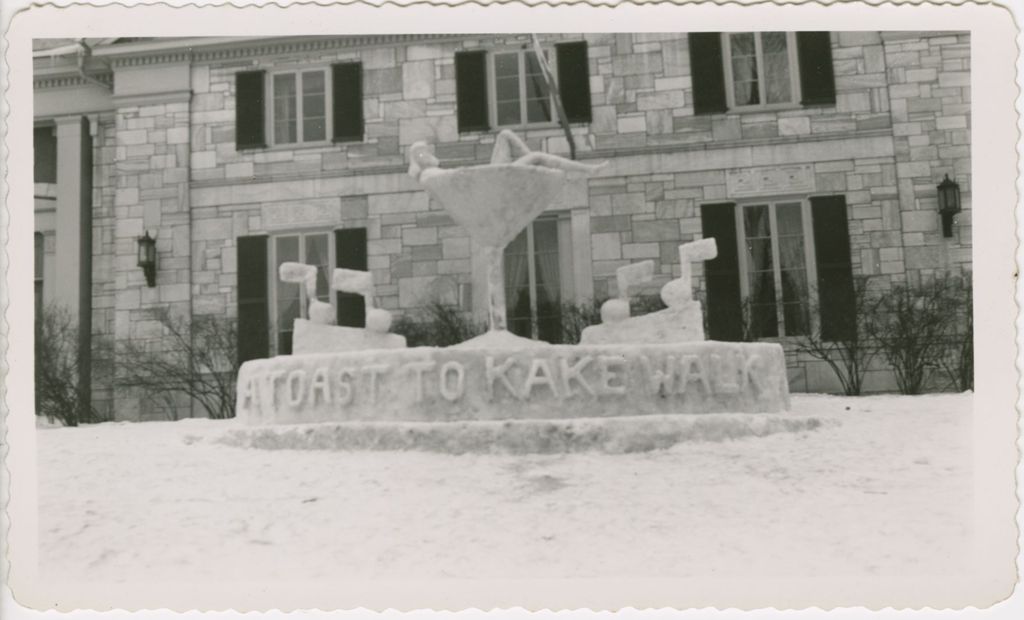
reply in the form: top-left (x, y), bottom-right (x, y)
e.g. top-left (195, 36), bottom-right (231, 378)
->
top-left (137, 231), bottom-right (157, 288)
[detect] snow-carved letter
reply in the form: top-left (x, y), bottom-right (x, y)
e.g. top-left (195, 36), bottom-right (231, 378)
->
top-left (560, 355), bottom-right (595, 398)
top-left (439, 361), bottom-right (465, 402)
top-left (597, 355), bottom-right (628, 396)
top-left (641, 355), bottom-right (675, 397)
top-left (523, 358), bottom-right (558, 399)
top-left (486, 356), bottom-right (521, 401)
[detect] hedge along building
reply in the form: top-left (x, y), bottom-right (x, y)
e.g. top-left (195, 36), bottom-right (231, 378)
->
top-left (33, 33), bottom-right (971, 421)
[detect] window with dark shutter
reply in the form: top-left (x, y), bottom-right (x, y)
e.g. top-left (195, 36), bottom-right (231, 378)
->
top-left (810, 195), bottom-right (855, 341)
top-left (332, 62), bottom-right (364, 143)
top-left (455, 50), bottom-right (489, 133)
top-left (689, 33), bottom-right (728, 115)
top-left (555, 41), bottom-right (592, 124)
top-left (237, 235), bottom-right (270, 363)
top-left (797, 32), bottom-right (837, 106)
top-left (335, 228), bottom-right (368, 327)
top-left (235, 71), bottom-right (266, 150)
top-left (700, 202), bottom-right (743, 341)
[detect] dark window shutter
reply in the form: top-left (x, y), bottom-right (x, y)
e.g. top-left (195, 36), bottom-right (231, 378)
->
top-left (556, 41), bottom-right (592, 124)
top-left (810, 195), bottom-right (856, 341)
top-left (237, 235), bottom-right (269, 363)
top-left (34, 126), bottom-right (57, 183)
top-left (797, 32), bottom-right (837, 106)
top-left (333, 62), bottom-right (364, 143)
top-left (335, 228), bottom-right (368, 327)
top-left (688, 33), bottom-right (728, 115)
top-left (235, 71), bottom-right (266, 150)
top-left (455, 50), bottom-right (489, 133)
top-left (700, 202), bottom-right (743, 341)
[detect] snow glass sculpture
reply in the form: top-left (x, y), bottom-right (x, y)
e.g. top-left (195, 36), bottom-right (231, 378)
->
top-left (235, 130), bottom-right (790, 427)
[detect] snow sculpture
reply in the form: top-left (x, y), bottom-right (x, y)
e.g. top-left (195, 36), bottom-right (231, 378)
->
top-left (661, 238), bottom-right (718, 307)
top-left (409, 130), bottom-right (605, 338)
top-left (581, 238), bottom-right (717, 345)
top-left (287, 264), bottom-right (406, 354)
top-left (279, 262), bottom-right (335, 325)
top-left (236, 130), bottom-right (790, 429)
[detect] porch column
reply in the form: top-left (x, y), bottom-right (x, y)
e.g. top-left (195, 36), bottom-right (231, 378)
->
top-left (54, 115), bottom-right (93, 418)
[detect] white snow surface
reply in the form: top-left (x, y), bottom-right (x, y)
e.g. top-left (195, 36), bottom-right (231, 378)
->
top-left (37, 393), bottom-right (972, 582)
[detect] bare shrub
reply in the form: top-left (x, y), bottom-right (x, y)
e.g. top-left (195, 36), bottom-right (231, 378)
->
top-left (118, 308), bottom-right (239, 419)
top-left (630, 293), bottom-right (667, 316)
top-left (794, 277), bottom-right (881, 396)
top-left (391, 302), bottom-right (484, 347)
top-left (869, 274), bottom-right (962, 395)
top-left (556, 294), bottom-right (669, 345)
top-left (557, 299), bottom-right (602, 344)
top-left (936, 273), bottom-right (973, 392)
top-left (35, 304), bottom-right (111, 426)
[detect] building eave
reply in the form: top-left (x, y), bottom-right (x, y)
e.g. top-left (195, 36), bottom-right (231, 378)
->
top-left (34, 34), bottom-right (474, 70)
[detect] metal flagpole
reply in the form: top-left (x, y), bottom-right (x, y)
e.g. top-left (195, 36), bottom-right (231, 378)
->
top-left (530, 34), bottom-right (576, 160)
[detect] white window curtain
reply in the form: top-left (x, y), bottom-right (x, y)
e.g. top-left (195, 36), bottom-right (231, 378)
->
top-left (762, 32), bottom-right (792, 104)
top-left (730, 33), bottom-right (759, 106)
top-left (504, 230), bottom-right (532, 338)
top-left (532, 219), bottom-right (562, 343)
top-left (503, 218), bottom-right (565, 342)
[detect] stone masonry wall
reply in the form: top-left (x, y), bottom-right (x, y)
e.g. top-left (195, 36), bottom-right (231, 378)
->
top-left (884, 32), bottom-right (971, 283)
top-left (90, 113), bottom-right (118, 419)
top-left (186, 32), bottom-right (903, 326)
top-left (112, 100), bottom-right (193, 421)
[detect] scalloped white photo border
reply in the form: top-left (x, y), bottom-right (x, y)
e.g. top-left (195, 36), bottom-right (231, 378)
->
top-left (1, 0), bottom-right (1021, 616)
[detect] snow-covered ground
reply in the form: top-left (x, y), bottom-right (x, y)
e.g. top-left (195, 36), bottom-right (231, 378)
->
top-left (36, 393), bottom-right (972, 582)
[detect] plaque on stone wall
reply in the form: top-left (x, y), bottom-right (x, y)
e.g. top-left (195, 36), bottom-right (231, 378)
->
top-left (726, 164), bottom-right (816, 198)
top-left (262, 198), bottom-right (342, 231)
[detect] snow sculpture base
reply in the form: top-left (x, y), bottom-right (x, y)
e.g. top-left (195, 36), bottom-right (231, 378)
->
top-left (217, 412), bottom-right (826, 455)
top-left (236, 341), bottom-right (790, 426)
top-left (580, 301), bottom-right (705, 345)
top-left (291, 319), bottom-right (406, 355)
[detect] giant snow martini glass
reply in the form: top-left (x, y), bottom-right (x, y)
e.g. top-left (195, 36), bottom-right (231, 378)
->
top-left (415, 161), bottom-right (566, 333)
top-left (408, 131), bottom-right (607, 335)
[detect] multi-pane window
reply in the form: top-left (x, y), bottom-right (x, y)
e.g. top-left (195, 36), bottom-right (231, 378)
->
top-left (271, 232), bottom-right (333, 354)
top-left (491, 50), bottom-right (553, 127)
top-left (723, 32), bottom-right (799, 108)
top-left (504, 214), bottom-right (573, 343)
top-left (737, 201), bottom-right (816, 338)
top-left (271, 70), bottom-right (328, 145)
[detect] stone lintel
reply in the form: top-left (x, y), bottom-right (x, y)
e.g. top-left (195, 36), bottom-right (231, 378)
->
top-left (112, 90), bottom-right (192, 108)
top-left (114, 63), bottom-right (191, 99)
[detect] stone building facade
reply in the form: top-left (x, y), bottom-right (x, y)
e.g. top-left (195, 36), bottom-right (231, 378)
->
top-left (33, 32), bottom-right (971, 420)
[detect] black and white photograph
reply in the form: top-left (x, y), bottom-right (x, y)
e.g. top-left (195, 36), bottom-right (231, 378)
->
top-left (2, 0), bottom-right (1020, 614)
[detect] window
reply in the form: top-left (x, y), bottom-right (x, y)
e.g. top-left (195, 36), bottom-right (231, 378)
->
top-left (491, 49), bottom-right (553, 127)
top-left (235, 63), bottom-right (363, 151)
top-left (35, 232), bottom-right (44, 319)
top-left (236, 227), bottom-right (367, 362)
top-left (271, 232), bottom-right (333, 355)
top-left (701, 195), bottom-right (853, 343)
top-left (688, 32), bottom-right (836, 115)
top-left (737, 200), bottom-right (816, 338)
top-left (504, 214), bottom-right (574, 343)
top-left (723, 32), bottom-right (799, 109)
top-left (271, 70), bottom-right (328, 145)
top-left (455, 41), bottom-right (591, 133)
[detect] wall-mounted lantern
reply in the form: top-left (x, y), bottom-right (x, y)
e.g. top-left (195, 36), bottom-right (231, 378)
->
top-left (937, 174), bottom-right (962, 238)
top-left (137, 231), bottom-right (157, 287)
